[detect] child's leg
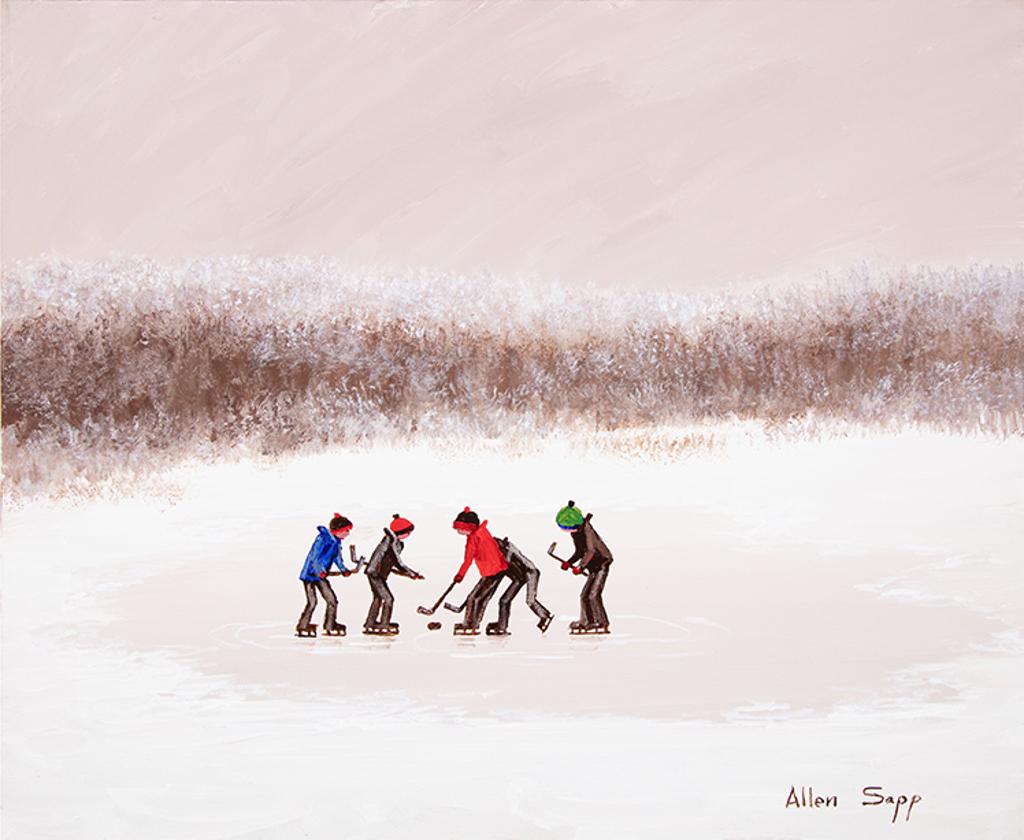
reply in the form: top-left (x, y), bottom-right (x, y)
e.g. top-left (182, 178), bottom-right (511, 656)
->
top-left (365, 576), bottom-right (384, 627)
top-left (462, 578), bottom-right (486, 627)
top-left (578, 575), bottom-right (594, 625)
top-left (298, 581), bottom-right (318, 630)
top-left (377, 578), bottom-right (396, 625)
top-left (466, 573), bottom-right (503, 627)
top-left (524, 567), bottom-right (551, 620)
top-left (586, 564), bottom-right (610, 626)
top-left (317, 579), bottom-right (340, 630)
top-left (495, 576), bottom-right (524, 630)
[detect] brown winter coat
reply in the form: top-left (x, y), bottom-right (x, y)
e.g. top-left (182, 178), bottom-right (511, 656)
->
top-left (568, 514), bottom-right (613, 571)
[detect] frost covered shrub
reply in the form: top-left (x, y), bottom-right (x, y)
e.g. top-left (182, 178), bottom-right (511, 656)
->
top-left (3, 257), bottom-right (1022, 496)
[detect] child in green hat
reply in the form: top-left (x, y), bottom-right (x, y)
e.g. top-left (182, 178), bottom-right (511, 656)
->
top-left (555, 501), bottom-right (614, 634)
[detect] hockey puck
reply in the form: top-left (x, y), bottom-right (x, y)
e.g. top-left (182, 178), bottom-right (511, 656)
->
top-left (427, 621), bottom-right (442, 631)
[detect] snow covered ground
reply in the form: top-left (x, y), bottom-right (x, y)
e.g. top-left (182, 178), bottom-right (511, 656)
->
top-left (3, 430), bottom-right (1022, 838)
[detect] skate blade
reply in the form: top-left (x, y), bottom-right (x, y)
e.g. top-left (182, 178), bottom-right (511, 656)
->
top-left (453, 630), bottom-right (481, 636)
top-left (324, 630), bottom-right (347, 637)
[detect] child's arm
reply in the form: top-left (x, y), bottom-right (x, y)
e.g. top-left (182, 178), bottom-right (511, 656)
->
top-left (566, 537), bottom-right (584, 567)
top-left (391, 549), bottom-right (423, 580)
top-left (454, 538), bottom-right (475, 582)
top-left (575, 517), bottom-right (598, 572)
top-left (311, 533), bottom-right (332, 579)
top-left (330, 542), bottom-right (351, 575)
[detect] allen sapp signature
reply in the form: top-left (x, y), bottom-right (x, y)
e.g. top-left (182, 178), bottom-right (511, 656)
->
top-left (786, 786), bottom-right (923, 823)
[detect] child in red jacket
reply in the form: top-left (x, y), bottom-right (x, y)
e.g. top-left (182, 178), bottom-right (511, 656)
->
top-left (451, 507), bottom-right (509, 635)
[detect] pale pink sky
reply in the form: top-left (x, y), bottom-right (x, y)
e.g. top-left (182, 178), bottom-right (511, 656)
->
top-left (2, 0), bottom-right (1022, 290)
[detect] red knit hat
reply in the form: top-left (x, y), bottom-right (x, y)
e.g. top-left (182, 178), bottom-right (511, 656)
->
top-left (390, 514), bottom-right (415, 536)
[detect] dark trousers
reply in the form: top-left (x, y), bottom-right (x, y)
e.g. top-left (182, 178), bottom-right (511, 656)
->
top-left (298, 579), bottom-right (339, 630)
top-left (579, 563), bottom-right (610, 627)
top-left (365, 574), bottom-right (395, 627)
top-left (496, 567), bottom-right (551, 630)
top-left (464, 572), bottom-right (505, 628)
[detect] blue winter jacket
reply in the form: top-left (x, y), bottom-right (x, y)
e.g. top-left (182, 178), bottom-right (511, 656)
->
top-left (299, 526), bottom-right (349, 582)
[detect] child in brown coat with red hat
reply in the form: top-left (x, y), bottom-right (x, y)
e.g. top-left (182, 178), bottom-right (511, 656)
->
top-left (451, 507), bottom-right (509, 635)
top-left (363, 514), bottom-right (423, 635)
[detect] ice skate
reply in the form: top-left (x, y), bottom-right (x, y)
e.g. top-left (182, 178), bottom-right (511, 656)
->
top-left (537, 613), bottom-right (553, 633)
top-left (485, 622), bottom-right (510, 636)
top-left (323, 624), bottom-right (347, 637)
top-left (453, 622), bottom-right (480, 636)
top-left (295, 624), bottom-right (317, 638)
top-left (363, 623), bottom-right (399, 636)
top-left (570, 622), bottom-right (610, 635)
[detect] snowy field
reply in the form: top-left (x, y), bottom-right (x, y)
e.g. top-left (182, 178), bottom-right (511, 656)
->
top-left (3, 429), bottom-right (1022, 839)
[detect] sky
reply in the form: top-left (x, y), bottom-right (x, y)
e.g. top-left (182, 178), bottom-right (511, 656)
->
top-left (2, 0), bottom-right (1022, 291)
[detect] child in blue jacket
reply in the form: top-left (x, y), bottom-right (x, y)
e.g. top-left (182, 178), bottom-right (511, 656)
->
top-left (296, 513), bottom-right (353, 636)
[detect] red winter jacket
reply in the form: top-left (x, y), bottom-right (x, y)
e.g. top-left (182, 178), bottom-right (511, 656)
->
top-left (457, 521), bottom-right (509, 579)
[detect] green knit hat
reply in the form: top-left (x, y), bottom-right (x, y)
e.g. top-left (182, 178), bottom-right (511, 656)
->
top-left (556, 500), bottom-right (585, 530)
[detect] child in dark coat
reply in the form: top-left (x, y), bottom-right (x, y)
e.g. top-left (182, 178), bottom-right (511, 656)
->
top-left (556, 501), bottom-right (614, 633)
top-left (363, 514), bottom-right (423, 635)
top-left (492, 537), bottom-right (553, 634)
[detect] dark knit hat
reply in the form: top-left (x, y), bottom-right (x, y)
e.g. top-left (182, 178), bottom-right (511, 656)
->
top-left (329, 512), bottom-right (353, 532)
top-left (453, 506), bottom-right (480, 527)
top-left (390, 514), bottom-right (415, 536)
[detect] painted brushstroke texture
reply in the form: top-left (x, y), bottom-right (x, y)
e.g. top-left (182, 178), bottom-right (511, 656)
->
top-left (3, 0), bottom-right (1022, 290)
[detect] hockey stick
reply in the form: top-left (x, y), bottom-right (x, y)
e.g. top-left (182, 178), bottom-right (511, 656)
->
top-left (325, 544), bottom-right (366, 577)
top-left (443, 597), bottom-right (468, 614)
top-left (417, 579), bottom-right (459, 616)
top-left (348, 544), bottom-right (368, 574)
top-left (547, 542), bottom-right (589, 575)
top-left (324, 545), bottom-right (367, 577)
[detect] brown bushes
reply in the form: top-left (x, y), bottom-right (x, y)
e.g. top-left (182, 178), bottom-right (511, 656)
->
top-left (3, 257), bottom-right (1021, 495)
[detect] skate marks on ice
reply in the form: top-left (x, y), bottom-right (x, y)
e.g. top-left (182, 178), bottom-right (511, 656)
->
top-left (208, 614), bottom-right (724, 661)
top-left (415, 619), bottom-right (699, 659)
top-left (211, 621), bottom-right (400, 652)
